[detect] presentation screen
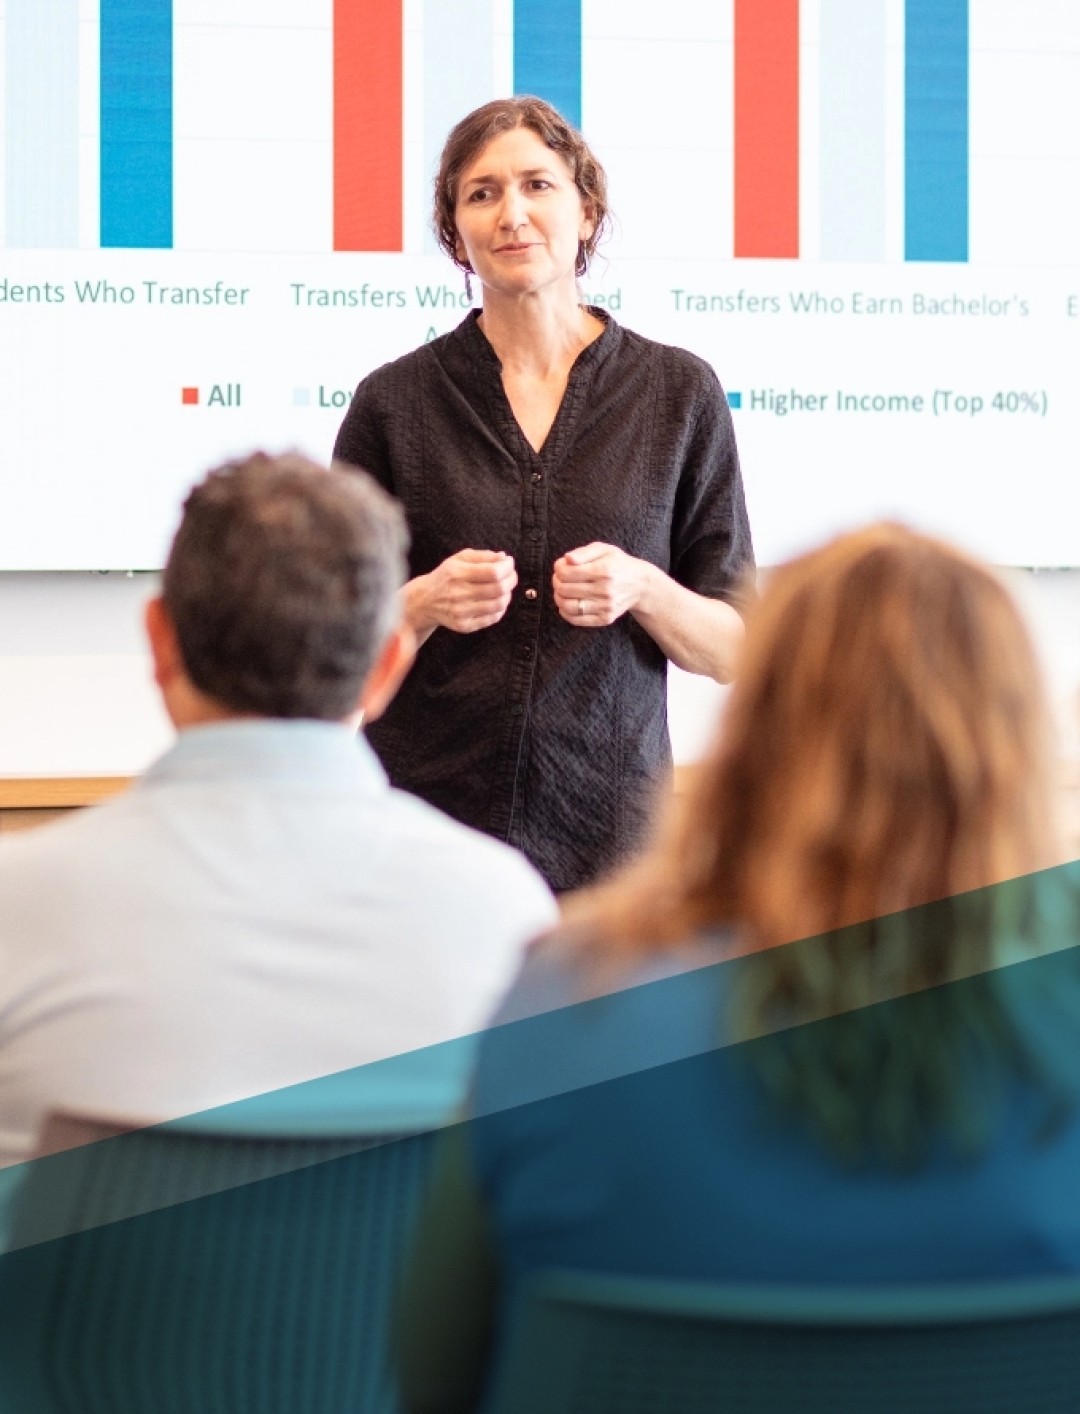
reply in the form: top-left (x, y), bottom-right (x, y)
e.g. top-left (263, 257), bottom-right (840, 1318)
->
top-left (0, 1), bottom-right (1077, 569)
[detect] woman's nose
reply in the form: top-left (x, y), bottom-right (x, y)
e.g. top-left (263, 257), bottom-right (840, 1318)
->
top-left (498, 191), bottom-right (527, 230)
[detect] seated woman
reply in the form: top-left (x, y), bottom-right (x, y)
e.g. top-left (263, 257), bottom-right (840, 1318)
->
top-left (398, 523), bottom-right (1080, 1413)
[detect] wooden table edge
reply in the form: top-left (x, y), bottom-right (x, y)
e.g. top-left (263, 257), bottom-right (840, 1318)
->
top-left (0, 777), bottom-right (132, 810)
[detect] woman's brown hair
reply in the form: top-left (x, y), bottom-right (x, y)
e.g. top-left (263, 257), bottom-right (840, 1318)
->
top-left (565, 524), bottom-right (1066, 1161)
top-left (433, 96), bottom-right (610, 277)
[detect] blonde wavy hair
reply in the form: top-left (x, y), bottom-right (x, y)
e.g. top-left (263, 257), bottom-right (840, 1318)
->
top-left (565, 524), bottom-right (1066, 1160)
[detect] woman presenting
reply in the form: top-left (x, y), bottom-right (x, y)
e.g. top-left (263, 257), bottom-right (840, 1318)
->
top-left (333, 97), bottom-right (753, 892)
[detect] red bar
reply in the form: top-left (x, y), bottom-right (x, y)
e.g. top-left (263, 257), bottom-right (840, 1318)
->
top-left (334, 0), bottom-right (402, 251)
top-left (734, 0), bottom-right (799, 259)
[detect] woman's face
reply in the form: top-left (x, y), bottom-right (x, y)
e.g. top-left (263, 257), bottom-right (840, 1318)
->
top-left (453, 126), bottom-right (595, 299)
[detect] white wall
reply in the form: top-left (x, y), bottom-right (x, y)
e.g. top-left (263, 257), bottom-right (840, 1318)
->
top-left (0, 573), bottom-right (170, 776)
top-left (0, 569), bottom-right (1077, 779)
top-left (1018, 569), bottom-right (1080, 767)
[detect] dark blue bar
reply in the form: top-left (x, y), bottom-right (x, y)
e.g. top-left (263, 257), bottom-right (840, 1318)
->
top-left (905, 0), bottom-right (968, 262)
top-left (100, 0), bottom-right (173, 249)
top-left (513, 0), bottom-right (581, 130)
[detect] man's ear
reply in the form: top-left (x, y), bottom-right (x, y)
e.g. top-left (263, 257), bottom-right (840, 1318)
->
top-left (359, 622), bottom-right (417, 724)
top-left (145, 596), bottom-right (183, 691)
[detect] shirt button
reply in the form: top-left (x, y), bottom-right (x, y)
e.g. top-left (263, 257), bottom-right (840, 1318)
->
top-left (528, 528), bottom-right (542, 542)
top-left (511, 704), bottom-right (524, 716)
top-left (522, 644), bottom-right (534, 658)
top-left (524, 588), bottom-right (538, 601)
top-left (530, 472), bottom-right (543, 484)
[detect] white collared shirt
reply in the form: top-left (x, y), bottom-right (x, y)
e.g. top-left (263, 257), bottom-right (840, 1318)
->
top-left (0, 720), bottom-right (558, 1171)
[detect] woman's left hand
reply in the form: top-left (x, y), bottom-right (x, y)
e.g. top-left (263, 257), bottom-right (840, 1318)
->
top-left (553, 543), bottom-right (744, 679)
top-left (552, 543), bottom-right (652, 627)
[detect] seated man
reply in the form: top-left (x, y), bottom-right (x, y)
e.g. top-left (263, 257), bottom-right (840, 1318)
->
top-left (0, 452), bottom-right (557, 1172)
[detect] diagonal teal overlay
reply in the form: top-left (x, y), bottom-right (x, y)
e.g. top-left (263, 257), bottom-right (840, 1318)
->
top-left (0, 862), bottom-right (1078, 1410)
top-left (471, 859), bottom-right (1080, 1126)
top-left (0, 1036), bottom-right (479, 1252)
top-left (14, 856), bottom-right (1075, 1247)
top-left (0, 1130), bottom-right (439, 1414)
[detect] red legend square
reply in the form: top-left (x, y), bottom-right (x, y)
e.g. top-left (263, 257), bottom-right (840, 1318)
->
top-left (181, 386), bottom-right (199, 405)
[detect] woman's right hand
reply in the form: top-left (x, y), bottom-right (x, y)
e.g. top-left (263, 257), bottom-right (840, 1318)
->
top-left (404, 549), bottom-right (517, 636)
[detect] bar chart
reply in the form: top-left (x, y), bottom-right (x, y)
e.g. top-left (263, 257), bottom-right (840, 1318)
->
top-left (2, 1), bottom-right (1075, 263)
top-left (904, 0), bottom-right (968, 262)
top-left (0, 0), bottom-right (1077, 571)
top-left (101, 0), bottom-right (173, 248)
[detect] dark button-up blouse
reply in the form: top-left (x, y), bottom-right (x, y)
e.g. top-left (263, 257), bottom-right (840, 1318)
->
top-left (333, 312), bottom-right (754, 891)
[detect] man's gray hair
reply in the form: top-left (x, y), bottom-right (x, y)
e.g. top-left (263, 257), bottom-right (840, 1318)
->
top-left (163, 451), bottom-right (409, 719)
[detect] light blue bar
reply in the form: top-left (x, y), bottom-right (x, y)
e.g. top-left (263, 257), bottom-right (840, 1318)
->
top-left (513, 0), bottom-right (581, 130)
top-left (423, 0), bottom-right (494, 254)
top-left (4, 0), bottom-right (79, 248)
top-left (101, 0), bottom-right (173, 249)
top-left (905, 0), bottom-right (968, 263)
top-left (820, 0), bottom-right (886, 262)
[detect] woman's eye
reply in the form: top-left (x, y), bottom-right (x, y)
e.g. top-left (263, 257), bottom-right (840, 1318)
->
top-left (528, 180), bottom-right (551, 192)
top-left (467, 187), bottom-right (492, 202)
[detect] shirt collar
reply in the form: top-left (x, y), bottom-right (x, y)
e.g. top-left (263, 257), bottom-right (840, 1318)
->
top-left (456, 305), bottom-right (621, 376)
top-left (140, 719), bottom-right (388, 795)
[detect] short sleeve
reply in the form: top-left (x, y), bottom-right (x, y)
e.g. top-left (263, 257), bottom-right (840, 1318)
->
top-left (331, 368), bottom-right (396, 497)
top-left (668, 359), bottom-right (755, 612)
